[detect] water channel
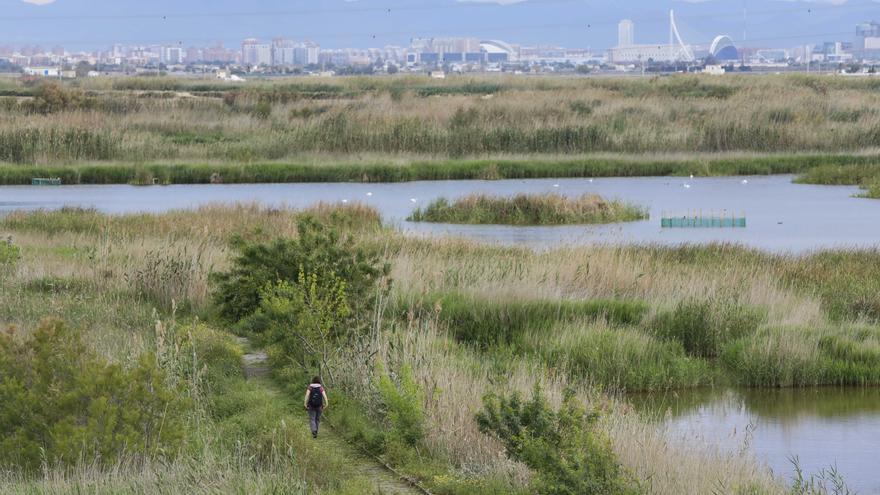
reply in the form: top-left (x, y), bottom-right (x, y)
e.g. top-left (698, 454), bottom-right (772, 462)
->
top-left (3, 174), bottom-right (880, 491)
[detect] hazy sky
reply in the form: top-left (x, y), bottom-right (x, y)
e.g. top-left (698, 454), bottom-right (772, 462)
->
top-left (0, 0), bottom-right (876, 50)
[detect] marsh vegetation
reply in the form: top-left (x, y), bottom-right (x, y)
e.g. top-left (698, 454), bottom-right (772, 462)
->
top-left (408, 192), bottom-right (647, 225)
top-left (0, 75), bottom-right (879, 185)
top-left (2, 204), bottom-right (875, 493)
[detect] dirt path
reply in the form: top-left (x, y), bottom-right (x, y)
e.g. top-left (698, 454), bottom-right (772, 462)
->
top-left (239, 340), bottom-right (425, 495)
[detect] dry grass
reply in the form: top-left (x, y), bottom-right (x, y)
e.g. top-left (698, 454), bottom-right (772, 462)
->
top-left (2, 75), bottom-right (880, 167)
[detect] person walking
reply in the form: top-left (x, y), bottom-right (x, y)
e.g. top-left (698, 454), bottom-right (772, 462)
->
top-left (304, 376), bottom-right (328, 438)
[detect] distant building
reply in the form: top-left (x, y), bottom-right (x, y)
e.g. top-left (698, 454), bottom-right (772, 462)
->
top-left (618, 20), bottom-right (634, 47)
top-left (241, 38), bottom-right (272, 66)
top-left (608, 45), bottom-right (678, 63)
top-left (23, 66), bottom-right (74, 78)
top-left (857, 21), bottom-right (880, 59)
top-left (162, 46), bottom-right (183, 65)
top-left (709, 35), bottom-right (738, 61)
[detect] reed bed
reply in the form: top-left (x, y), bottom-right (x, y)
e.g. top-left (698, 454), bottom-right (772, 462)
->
top-left (1, 75), bottom-right (880, 178)
top-left (408, 192), bottom-right (647, 225)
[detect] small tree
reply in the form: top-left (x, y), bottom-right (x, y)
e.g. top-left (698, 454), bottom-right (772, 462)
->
top-left (260, 271), bottom-right (351, 383)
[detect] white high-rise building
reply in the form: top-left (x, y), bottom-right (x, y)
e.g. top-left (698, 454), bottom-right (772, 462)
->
top-left (618, 20), bottom-right (634, 47)
top-left (241, 38), bottom-right (272, 66)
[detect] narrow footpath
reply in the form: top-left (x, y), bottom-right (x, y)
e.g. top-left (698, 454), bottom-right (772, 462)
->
top-left (239, 339), bottom-right (425, 495)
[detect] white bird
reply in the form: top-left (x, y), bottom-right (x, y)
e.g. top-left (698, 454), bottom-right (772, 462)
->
top-left (341, 199), bottom-right (349, 204)
top-left (683, 183), bottom-right (691, 189)
top-left (588, 178), bottom-right (594, 183)
top-left (690, 174), bottom-right (694, 179)
top-left (741, 179), bottom-right (749, 185)
top-left (553, 184), bottom-right (560, 188)
top-left (366, 192), bottom-right (373, 197)
top-left (410, 198), bottom-right (417, 203)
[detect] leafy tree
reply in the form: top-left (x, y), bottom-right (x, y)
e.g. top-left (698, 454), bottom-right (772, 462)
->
top-left (259, 272), bottom-right (351, 383)
top-left (0, 320), bottom-right (185, 471)
top-left (211, 215), bottom-right (388, 324)
top-left (476, 386), bottom-right (636, 495)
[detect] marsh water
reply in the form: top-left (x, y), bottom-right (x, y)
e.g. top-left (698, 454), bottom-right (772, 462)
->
top-left (1, 175), bottom-right (879, 252)
top-left (631, 388), bottom-right (880, 493)
top-left (3, 174), bottom-right (880, 490)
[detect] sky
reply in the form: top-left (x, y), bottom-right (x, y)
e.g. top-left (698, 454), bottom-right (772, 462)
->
top-left (0, 0), bottom-right (877, 50)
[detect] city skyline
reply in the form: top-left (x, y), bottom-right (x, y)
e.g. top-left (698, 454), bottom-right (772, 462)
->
top-left (1, 0), bottom-right (878, 52)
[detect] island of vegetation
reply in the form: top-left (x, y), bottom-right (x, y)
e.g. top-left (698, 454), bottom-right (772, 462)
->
top-left (408, 192), bottom-right (648, 225)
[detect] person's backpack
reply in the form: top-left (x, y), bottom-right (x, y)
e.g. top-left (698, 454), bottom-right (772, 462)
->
top-left (308, 385), bottom-right (323, 408)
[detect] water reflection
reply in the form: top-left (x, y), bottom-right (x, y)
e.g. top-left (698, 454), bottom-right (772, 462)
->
top-left (631, 388), bottom-right (880, 493)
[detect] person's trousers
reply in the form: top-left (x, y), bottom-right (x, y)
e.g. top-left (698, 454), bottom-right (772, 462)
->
top-left (308, 407), bottom-right (322, 434)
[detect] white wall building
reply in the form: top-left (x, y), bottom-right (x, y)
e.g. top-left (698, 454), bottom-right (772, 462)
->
top-left (241, 38), bottom-right (272, 66)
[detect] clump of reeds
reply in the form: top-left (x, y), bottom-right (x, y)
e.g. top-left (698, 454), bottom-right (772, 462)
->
top-left (408, 192), bottom-right (647, 225)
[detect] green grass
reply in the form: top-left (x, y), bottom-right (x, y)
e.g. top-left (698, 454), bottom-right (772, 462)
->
top-left (0, 152), bottom-right (875, 185)
top-left (721, 325), bottom-right (880, 387)
top-left (422, 292), bottom-right (648, 349)
top-left (528, 323), bottom-right (711, 392)
top-left (408, 193), bottom-right (647, 225)
top-left (795, 162), bottom-right (880, 198)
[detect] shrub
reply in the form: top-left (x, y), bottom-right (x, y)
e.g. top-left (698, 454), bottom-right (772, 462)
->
top-left (26, 82), bottom-right (86, 114)
top-left (258, 272), bottom-right (351, 382)
top-left (376, 362), bottom-right (425, 449)
top-left (211, 215), bottom-right (388, 323)
top-left (0, 237), bottom-right (20, 267)
top-left (648, 298), bottom-right (765, 358)
top-left (0, 320), bottom-right (186, 471)
top-left (476, 386), bottom-right (636, 495)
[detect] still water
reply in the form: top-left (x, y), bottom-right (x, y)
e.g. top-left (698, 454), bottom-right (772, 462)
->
top-left (1, 175), bottom-right (879, 252)
top-left (631, 388), bottom-right (880, 493)
top-left (3, 174), bottom-right (880, 490)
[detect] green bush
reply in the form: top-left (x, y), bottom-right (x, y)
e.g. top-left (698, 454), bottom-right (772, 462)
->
top-left (376, 362), bottom-right (425, 449)
top-left (257, 272), bottom-right (351, 381)
top-left (211, 215), bottom-right (388, 323)
top-left (0, 237), bottom-right (20, 267)
top-left (648, 298), bottom-right (765, 358)
top-left (476, 386), bottom-right (636, 495)
top-left (0, 319), bottom-right (186, 471)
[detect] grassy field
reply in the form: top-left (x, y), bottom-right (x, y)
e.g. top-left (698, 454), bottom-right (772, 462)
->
top-left (408, 192), bottom-right (647, 225)
top-left (1, 74), bottom-right (880, 185)
top-left (4, 204), bottom-right (880, 492)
